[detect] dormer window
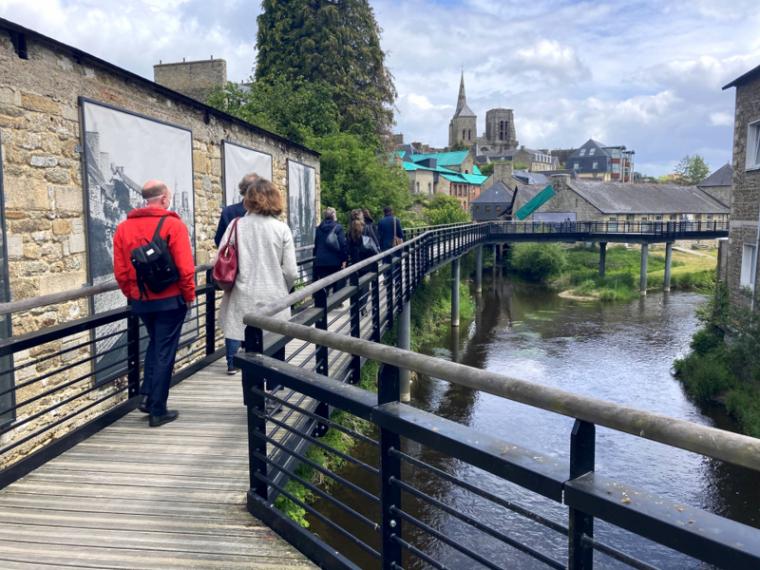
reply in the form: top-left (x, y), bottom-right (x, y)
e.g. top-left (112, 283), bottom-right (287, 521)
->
top-left (589, 148), bottom-right (596, 156)
top-left (579, 148), bottom-right (586, 156)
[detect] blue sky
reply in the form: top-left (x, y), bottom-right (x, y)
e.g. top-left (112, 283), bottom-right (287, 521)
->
top-left (2, 0), bottom-right (759, 176)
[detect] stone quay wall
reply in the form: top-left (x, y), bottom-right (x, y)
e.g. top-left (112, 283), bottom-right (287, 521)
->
top-left (0, 22), bottom-right (320, 469)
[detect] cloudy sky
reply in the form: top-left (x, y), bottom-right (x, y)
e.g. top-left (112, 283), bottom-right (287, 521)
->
top-left (3, 0), bottom-right (759, 176)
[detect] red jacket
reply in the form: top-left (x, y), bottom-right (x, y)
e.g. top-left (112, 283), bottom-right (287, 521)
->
top-left (113, 207), bottom-right (196, 303)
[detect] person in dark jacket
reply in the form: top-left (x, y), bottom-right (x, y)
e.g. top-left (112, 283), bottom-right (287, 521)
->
top-left (213, 174), bottom-right (257, 247)
top-left (346, 209), bottom-right (380, 315)
top-left (377, 206), bottom-right (405, 251)
top-left (113, 180), bottom-right (195, 428)
top-left (313, 207), bottom-right (348, 293)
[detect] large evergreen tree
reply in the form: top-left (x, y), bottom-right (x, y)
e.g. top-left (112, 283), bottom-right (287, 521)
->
top-left (255, 0), bottom-right (396, 139)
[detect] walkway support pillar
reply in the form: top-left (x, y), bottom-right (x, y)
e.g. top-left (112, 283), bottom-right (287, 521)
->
top-left (398, 300), bottom-right (412, 402)
top-left (493, 244), bottom-right (499, 265)
top-left (640, 243), bottom-right (649, 295)
top-left (664, 242), bottom-right (673, 292)
top-left (451, 258), bottom-right (460, 328)
top-left (599, 242), bottom-right (607, 278)
top-left (475, 245), bottom-right (483, 293)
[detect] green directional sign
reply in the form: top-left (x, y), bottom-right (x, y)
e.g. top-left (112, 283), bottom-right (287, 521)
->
top-left (515, 184), bottom-right (555, 220)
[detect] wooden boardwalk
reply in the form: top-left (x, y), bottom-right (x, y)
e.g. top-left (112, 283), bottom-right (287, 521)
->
top-left (0, 358), bottom-right (315, 569)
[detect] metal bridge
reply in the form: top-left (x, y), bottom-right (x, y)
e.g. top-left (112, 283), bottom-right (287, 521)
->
top-left (1, 219), bottom-right (755, 570)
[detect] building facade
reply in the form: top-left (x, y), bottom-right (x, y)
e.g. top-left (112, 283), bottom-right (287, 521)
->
top-left (567, 139), bottom-right (635, 182)
top-left (723, 64), bottom-right (760, 308)
top-left (153, 58), bottom-right (228, 103)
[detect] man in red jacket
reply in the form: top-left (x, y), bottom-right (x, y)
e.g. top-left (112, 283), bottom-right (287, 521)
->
top-left (113, 180), bottom-right (196, 427)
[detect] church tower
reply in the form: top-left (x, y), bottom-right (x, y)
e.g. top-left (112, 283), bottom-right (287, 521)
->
top-left (448, 72), bottom-right (477, 149)
top-left (484, 108), bottom-right (517, 151)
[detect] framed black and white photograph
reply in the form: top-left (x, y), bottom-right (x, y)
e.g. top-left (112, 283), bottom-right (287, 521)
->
top-left (80, 99), bottom-right (195, 381)
top-left (287, 159), bottom-right (317, 248)
top-left (0, 131), bottom-right (14, 426)
top-left (222, 141), bottom-right (272, 206)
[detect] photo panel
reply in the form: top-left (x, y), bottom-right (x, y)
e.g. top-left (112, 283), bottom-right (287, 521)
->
top-left (81, 99), bottom-right (195, 381)
top-left (287, 160), bottom-right (317, 248)
top-left (222, 141), bottom-right (272, 206)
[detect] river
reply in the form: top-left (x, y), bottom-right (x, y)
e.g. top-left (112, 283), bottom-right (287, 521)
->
top-left (306, 266), bottom-right (760, 569)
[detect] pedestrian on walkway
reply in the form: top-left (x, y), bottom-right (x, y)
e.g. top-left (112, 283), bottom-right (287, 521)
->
top-left (113, 180), bottom-right (196, 427)
top-left (217, 177), bottom-right (298, 375)
top-left (347, 208), bottom-right (380, 315)
top-left (377, 206), bottom-right (405, 251)
top-left (313, 207), bottom-right (348, 294)
top-left (213, 174), bottom-right (258, 247)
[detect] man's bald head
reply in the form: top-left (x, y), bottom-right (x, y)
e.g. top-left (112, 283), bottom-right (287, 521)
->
top-left (142, 180), bottom-right (169, 200)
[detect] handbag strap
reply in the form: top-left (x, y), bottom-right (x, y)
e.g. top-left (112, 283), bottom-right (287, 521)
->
top-left (225, 217), bottom-right (240, 248)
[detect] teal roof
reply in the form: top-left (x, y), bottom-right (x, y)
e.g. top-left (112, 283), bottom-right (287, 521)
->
top-left (409, 150), bottom-right (469, 167)
top-left (402, 162), bottom-right (460, 175)
top-left (472, 164), bottom-right (482, 176)
top-left (441, 172), bottom-right (488, 185)
top-left (515, 185), bottom-right (555, 220)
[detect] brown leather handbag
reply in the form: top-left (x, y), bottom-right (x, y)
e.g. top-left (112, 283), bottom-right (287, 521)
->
top-left (393, 217), bottom-right (403, 247)
top-left (212, 217), bottom-right (240, 291)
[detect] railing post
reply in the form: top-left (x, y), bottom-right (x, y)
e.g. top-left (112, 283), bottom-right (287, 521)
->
top-left (378, 363), bottom-right (402, 569)
top-left (313, 289), bottom-right (330, 437)
top-left (475, 244), bottom-right (483, 293)
top-left (451, 258), bottom-right (460, 328)
top-left (598, 242), bottom-right (607, 278)
top-left (664, 241), bottom-right (673, 292)
top-left (349, 272), bottom-right (361, 384)
top-left (243, 325), bottom-right (268, 500)
top-left (371, 261), bottom-right (381, 342)
top-left (568, 419), bottom-right (595, 570)
top-left (385, 255), bottom-right (395, 329)
top-left (204, 269), bottom-right (216, 356)
top-left (640, 243), bottom-right (649, 296)
top-left (126, 312), bottom-right (140, 399)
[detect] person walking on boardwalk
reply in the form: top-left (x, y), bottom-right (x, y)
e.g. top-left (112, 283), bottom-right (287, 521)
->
top-left (113, 180), bottom-right (195, 427)
top-left (377, 205), bottom-right (405, 251)
top-left (214, 174), bottom-right (257, 247)
top-left (313, 207), bottom-right (348, 294)
top-left (346, 209), bottom-right (380, 315)
top-left (217, 177), bottom-right (298, 375)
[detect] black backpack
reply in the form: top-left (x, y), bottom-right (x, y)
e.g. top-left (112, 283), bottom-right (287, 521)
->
top-left (130, 216), bottom-right (179, 298)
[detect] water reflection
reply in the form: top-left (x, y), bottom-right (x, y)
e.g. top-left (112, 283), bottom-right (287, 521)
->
top-left (308, 266), bottom-right (760, 569)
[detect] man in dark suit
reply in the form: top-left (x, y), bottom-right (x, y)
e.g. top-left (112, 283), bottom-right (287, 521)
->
top-left (377, 206), bottom-right (405, 251)
top-left (214, 174), bottom-right (257, 247)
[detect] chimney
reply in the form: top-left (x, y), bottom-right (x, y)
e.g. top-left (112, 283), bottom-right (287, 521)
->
top-left (550, 173), bottom-right (570, 192)
top-left (493, 161), bottom-right (513, 183)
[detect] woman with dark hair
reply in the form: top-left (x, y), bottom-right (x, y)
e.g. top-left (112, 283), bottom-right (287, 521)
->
top-left (362, 208), bottom-right (380, 248)
top-left (217, 176), bottom-right (297, 374)
top-left (313, 207), bottom-right (348, 294)
top-left (346, 209), bottom-right (380, 315)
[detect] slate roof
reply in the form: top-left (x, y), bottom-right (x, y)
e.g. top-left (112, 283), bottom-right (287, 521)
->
top-left (698, 163), bottom-right (733, 187)
top-left (512, 170), bottom-right (549, 185)
top-left (471, 181), bottom-right (515, 204)
top-left (568, 139), bottom-right (611, 159)
top-left (454, 102), bottom-right (476, 118)
top-left (567, 180), bottom-right (729, 215)
top-left (723, 63), bottom-right (760, 89)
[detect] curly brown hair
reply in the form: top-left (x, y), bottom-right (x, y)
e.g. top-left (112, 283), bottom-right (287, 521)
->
top-left (243, 177), bottom-right (283, 216)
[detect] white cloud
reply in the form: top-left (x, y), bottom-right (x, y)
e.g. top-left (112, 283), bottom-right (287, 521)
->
top-left (406, 94), bottom-right (450, 112)
top-left (710, 112), bottom-right (733, 127)
top-left (516, 39), bottom-right (590, 82)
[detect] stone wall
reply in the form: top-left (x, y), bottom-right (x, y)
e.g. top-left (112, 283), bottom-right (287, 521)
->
top-left (154, 58), bottom-right (227, 103)
top-left (726, 72), bottom-right (760, 307)
top-left (0, 25), bottom-right (320, 468)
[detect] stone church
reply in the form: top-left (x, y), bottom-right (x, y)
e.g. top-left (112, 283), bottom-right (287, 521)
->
top-left (448, 73), bottom-right (518, 155)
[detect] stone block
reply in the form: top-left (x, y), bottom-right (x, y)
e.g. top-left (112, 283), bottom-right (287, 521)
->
top-left (23, 243), bottom-right (41, 259)
top-left (53, 186), bottom-right (81, 211)
top-left (68, 232), bottom-right (86, 254)
top-left (5, 177), bottom-right (51, 210)
top-left (29, 155), bottom-right (58, 168)
top-left (45, 168), bottom-right (70, 185)
top-left (7, 235), bottom-right (23, 259)
top-left (0, 102), bottom-right (23, 117)
top-left (20, 92), bottom-right (60, 115)
top-left (52, 219), bottom-right (72, 236)
top-left (38, 272), bottom-right (86, 295)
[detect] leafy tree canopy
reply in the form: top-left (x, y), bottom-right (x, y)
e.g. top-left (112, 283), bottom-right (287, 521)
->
top-left (255, 0), bottom-right (396, 139)
top-left (422, 194), bottom-right (470, 226)
top-left (674, 155), bottom-right (710, 186)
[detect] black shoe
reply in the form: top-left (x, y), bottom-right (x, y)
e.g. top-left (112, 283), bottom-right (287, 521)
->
top-left (149, 410), bottom-right (179, 427)
top-left (138, 396), bottom-right (150, 414)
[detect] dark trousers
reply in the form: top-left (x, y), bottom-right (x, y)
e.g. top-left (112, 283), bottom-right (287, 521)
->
top-left (313, 264), bottom-right (345, 294)
top-left (139, 306), bottom-right (187, 416)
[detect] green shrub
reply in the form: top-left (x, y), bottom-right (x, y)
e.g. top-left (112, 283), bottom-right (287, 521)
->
top-left (676, 352), bottom-right (733, 404)
top-left (510, 243), bottom-right (567, 282)
top-left (690, 327), bottom-right (723, 355)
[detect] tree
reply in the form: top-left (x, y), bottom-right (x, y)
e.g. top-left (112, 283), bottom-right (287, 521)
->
top-left (422, 194), bottom-right (470, 225)
top-left (255, 0), bottom-right (396, 140)
top-left (479, 163), bottom-right (494, 176)
top-left (674, 155), bottom-right (710, 185)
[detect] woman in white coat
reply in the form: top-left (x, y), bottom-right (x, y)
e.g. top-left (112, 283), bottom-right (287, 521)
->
top-left (218, 175), bottom-right (298, 374)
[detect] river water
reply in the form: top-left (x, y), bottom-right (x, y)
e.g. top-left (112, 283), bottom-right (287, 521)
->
top-left (307, 267), bottom-right (760, 569)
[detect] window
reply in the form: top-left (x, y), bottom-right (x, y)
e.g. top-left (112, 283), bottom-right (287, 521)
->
top-left (608, 216), bottom-right (617, 221)
top-left (626, 214), bottom-right (635, 221)
top-left (467, 129), bottom-right (472, 141)
top-left (573, 162), bottom-right (580, 170)
top-left (747, 121), bottom-right (760, 170)
top-left (415, 181), bottom-right (420, 193)
top-left (462, 130), bottom-right (466, 140)
top-left (579, 148), bottom-right (586, 156)
top-left (707, 214), bottom-right (713, 220)
top-left (592, 161), bottom-right (598, 170)
top-left (589, 148), bottom-right (596, 156)
top-left (427, 182), bottom-right (432, 194)
top-left (741, 244), bottom-right (757, 287)
top-left (485, 206), bottom-right (491, 213)
top-left (655, 215), bottom-right (663, 220)
top-left (499, 121), bottom-right (506, 141)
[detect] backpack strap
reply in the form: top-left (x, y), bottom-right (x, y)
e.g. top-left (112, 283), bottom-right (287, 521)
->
top-left (152, 215), bottom-right (169, 243)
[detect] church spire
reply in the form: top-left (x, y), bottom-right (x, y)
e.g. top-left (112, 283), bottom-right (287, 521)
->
top-left (456, 70), bottom-right (467, 114)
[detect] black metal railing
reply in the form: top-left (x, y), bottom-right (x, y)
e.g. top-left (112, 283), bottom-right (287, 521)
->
top-left (0, 245), bottom-right (316, 485)
top-left (488, 219), bottom-right (728, 238)
top-left (236, 220), bottom-right (756, 570)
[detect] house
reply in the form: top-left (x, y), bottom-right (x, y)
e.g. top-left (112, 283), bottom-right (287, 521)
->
top-left (697, 163), bottom-right (732, 208)
top-left (470, 181), bottom-right (515, 221)
top-left (476, 146), bottom-right (559, 172)
top-left (567, 139), bottom-right (635, 182)
top-left (722, 63), bottom-right (760, 307)
top-left (399, 149), bottom-right (488, 211)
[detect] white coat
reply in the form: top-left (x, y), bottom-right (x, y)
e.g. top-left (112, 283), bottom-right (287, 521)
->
top-left (217, 212), bottom-right (298, 341)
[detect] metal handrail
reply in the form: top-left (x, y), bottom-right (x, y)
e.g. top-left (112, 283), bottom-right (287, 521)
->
top-left (243, 313), bottom-right (760, 473)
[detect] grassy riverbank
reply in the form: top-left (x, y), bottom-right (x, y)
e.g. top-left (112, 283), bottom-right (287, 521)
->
top-left (510, 243), bottom-right (717, 301)
top-left (275, 256), bottom-right (476, 526)
top-left (674, 286), bottom-right (760, 438)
